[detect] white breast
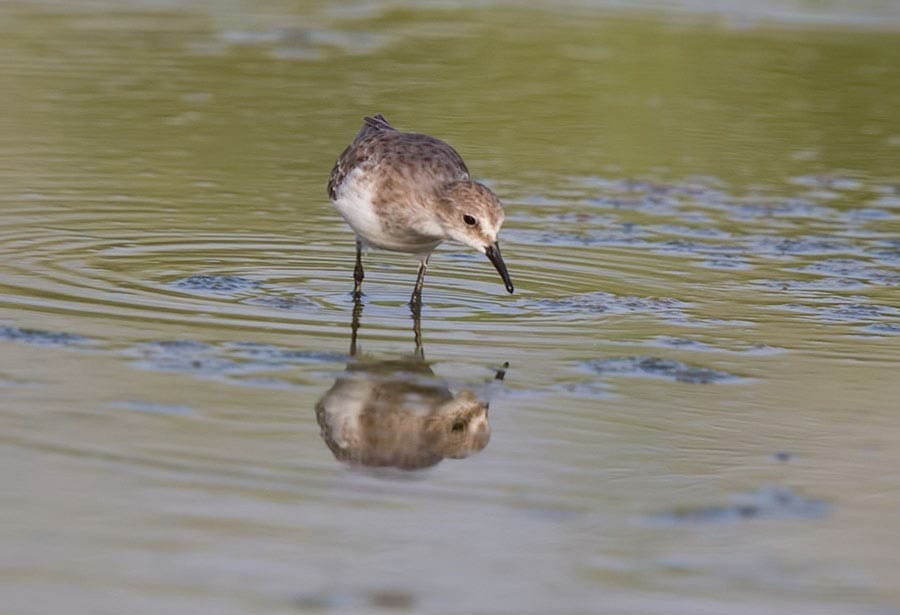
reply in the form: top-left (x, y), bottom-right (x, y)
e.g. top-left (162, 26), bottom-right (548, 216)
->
top-left (331, 167), bottom-right (443, 254)
top-left (332, 167), bottom-right (385, 246)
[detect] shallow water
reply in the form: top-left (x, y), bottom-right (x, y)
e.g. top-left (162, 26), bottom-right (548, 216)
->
top-left (2, 2), bottom-right (900, 614)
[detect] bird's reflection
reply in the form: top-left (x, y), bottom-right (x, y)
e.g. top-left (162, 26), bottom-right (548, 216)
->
top-left (315, 301), bottom-right (506, 470)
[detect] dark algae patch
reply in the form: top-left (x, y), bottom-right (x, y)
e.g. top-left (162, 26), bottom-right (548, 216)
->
top-left (534, 292), bottom-right (690, 319)
top-left (223, 342), bottom-right (345, 365)
top-left (122, 339), bottom-right (345, 386)
top-left (583, 356), bottom-right (742, 384)
top-left (170, 274), bottom-right (261, 296)
top-left (242, 293), bottom-right (319, 310)
top-left (0, 324), bottom-right (92, 348)
top-left (652, 486), bottom-right (830, 524)
top-left (126, 340), bottom-right (240, 375)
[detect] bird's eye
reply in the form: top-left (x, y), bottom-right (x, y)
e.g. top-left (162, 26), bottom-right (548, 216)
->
top-left (451, 420), bottom-right (466, 432)
top-left (463, 215), bottom-right (477, 226)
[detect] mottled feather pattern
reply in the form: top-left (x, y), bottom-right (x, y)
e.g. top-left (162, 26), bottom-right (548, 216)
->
top-left (327, 114), bottom-right (394, 200)
top-left (326, 113), bottom-right (513, 298)
top-left (362, 113), bottom-right (395, 132)
top-left (328, 115), bottom-right (469, 202)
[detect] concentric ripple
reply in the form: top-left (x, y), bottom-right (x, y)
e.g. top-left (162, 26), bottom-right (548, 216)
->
top-left (2, 170), bottom-right (899, 362)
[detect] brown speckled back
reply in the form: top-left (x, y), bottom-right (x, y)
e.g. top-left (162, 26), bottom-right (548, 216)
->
top-left (328, 114), bottom-right (469, 202)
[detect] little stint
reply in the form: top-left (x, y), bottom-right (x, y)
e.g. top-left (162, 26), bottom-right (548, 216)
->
top-left (327, 114), bottom-right (513, 307)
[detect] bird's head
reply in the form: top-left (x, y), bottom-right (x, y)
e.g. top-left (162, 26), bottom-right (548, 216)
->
top-left (436, 181), bottom-right (514, 293)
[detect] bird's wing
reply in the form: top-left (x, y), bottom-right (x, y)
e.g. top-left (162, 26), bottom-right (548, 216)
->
top-left (328, 114), bottom-right (395, 200)
top-left (328, 115), bottom-right (470, 201)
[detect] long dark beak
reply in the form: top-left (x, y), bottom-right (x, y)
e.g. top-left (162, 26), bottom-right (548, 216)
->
top-left (485, 242), bottom-right (514, 294)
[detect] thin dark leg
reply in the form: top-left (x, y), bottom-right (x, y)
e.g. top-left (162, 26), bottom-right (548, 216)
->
top-left (349, 295), bottom-right (364, 357)
top-left (353, 239), bottom-right (364, 299)
top-left (409, 256), bottom-right (429, 309)
top-left (412, 306), bottom-right (423, 359)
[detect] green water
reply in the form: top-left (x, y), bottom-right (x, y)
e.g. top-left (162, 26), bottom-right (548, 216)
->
top-left (2, 2), bottom-right (899, 614)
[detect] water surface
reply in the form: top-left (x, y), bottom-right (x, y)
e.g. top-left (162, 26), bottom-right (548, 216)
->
top-left (2, 2), bottom-right (899, 614)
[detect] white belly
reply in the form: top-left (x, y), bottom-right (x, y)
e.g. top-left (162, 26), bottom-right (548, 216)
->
top-left (332, 167), bottom-right (442, 254)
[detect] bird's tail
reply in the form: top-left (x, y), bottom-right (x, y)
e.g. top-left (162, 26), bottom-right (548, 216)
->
top-left (361, 113), bottom-right (396, 135)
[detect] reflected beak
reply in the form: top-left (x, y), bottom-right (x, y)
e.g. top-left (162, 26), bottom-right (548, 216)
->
top-left (484, 242), bottom-right (514, 294)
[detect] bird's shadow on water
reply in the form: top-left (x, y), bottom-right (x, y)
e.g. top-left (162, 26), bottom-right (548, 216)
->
top-left (314, 299), bottom-right (508, 472)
